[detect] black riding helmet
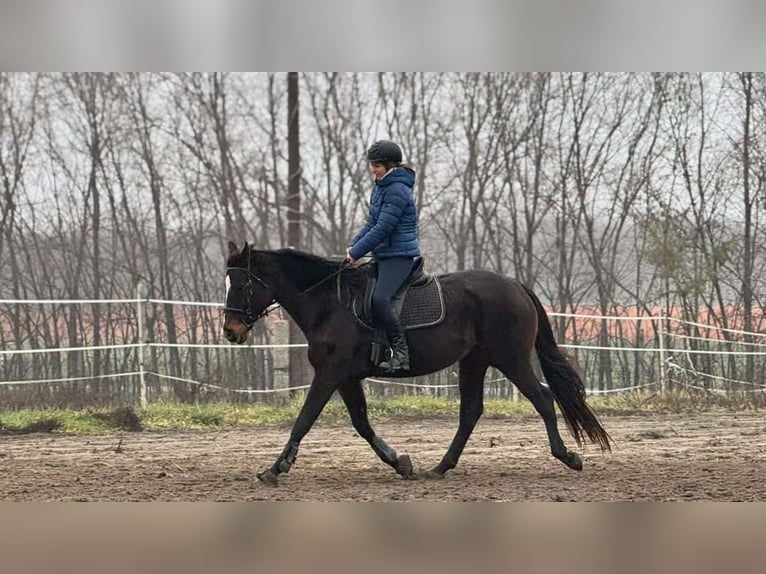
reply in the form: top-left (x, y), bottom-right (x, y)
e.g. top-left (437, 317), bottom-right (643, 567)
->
top-left (366, 140), bottom-right (402, 164)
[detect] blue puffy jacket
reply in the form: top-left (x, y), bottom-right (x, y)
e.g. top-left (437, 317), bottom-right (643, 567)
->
top-left (349, 167), bottom-right (420, 260)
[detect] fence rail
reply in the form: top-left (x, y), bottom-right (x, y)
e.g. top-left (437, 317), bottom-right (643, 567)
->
top-left (1, 295), bottom-right (764, 409)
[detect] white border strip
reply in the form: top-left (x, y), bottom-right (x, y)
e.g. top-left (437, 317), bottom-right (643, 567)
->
top-left (148, 299), bottom-right (223, 308)
top-left (0, 371), bottom-right (141, 387)
top-left (585, 382), bottom-right (659, 395)
top-left (667, 363), bottom-right (766, 389)
top-left (0, 298), bottom-right (143, 305)
top-left (668, 349), bottom-right (766, 356)
top-left (560, 344), bottom-right (662, 352)
top-left (666, 332), bottom-right (766, 348)
top-left (148, 372), bottom-right (312, 394)
top-left (548, 312), bottom-right (661, 322)
top-left (668, 316), bottom-right (766, 339)
top-left (364, 377), bottom-right (458, 389)
top-left (0, 343), bottom-right (141, 356)
top-left (149, 343), bottom-right (309, 349)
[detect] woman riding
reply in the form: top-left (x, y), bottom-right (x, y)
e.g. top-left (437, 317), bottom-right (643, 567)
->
top-left (346, 140), bottom-right (420, 371)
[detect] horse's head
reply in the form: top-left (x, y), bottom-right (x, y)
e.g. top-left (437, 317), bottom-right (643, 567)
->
top-left (222, 241), bottom-right (276, 344)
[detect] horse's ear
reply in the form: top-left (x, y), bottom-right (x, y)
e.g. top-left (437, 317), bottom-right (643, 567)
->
top-left (228, 241), bottom-right (239, 258)
top-left (242, 241), bottom-right (250, 254)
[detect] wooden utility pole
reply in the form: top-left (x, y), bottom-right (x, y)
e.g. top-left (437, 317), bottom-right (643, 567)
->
top-left (740, 72), bottom-right (754, 385)
top-left (287, 72), bottom-right (302, 250)
top-left (287, 72), bottom-right (308, 392)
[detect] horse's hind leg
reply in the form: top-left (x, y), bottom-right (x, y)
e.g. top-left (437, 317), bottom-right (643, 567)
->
top-left (499, 360), bottom-right (582, 471)
top-left (427, 349), bottom-right (488, 478)
top-left (338, 380), bottom-right (415, 479)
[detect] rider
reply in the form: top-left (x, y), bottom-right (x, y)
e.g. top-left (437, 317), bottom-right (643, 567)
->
top-left (346, 140), bottom-right (420, 371)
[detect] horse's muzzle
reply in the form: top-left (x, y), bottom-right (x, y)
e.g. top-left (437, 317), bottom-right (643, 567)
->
top-left (222, 319), bottom-right (249, 344)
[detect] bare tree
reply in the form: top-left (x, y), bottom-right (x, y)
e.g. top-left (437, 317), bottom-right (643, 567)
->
top-left (730, 72), bottom-right (763, 384)
top-left (300, 73), bottom-right (375, 255)
top-left (431, 73), bottom-right (508, 271)
top-left (4, 72), bottom-right (766, 407)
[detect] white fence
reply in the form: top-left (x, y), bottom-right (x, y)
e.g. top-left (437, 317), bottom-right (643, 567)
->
top-left (1, 295), bottom-right (765, 408)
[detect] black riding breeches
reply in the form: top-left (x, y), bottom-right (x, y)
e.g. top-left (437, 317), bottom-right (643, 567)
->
top-left (371, 256), bottom-right (414, 332)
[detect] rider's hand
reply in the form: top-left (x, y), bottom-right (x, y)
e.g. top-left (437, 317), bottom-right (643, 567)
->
top-left (345, 246), bottom-right (355, 265)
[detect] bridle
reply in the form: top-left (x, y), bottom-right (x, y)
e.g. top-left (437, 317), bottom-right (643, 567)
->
top-left (223, 266), bottom-right (278, 329)
top-left (223, 248), bottom-right (350, 330)
top-left (223, 246), bottom-right (279, 329)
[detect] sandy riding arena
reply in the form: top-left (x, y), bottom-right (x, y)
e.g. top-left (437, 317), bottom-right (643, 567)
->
top-left (2, 413), bottom-right (765, 501)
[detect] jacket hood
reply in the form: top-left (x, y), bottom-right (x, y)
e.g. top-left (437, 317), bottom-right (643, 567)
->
top-left (377, 166), bottom-right (415, 188)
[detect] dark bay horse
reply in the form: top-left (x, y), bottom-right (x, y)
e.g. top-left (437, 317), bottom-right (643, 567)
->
top-left (222, 242), bottom-right (611, 485)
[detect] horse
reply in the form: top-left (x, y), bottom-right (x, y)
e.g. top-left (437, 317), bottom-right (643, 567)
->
top-left (222, 242), bottom-right (611, 485)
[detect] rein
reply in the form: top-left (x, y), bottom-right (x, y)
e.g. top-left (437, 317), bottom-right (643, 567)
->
top-left (224, 256), bottom-right (350, 328)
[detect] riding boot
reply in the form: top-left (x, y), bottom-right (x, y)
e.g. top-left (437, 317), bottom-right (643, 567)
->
top-left (379, 330), bottom-right (410, 371)
top-left (377, 309), bottom-right (410, 372)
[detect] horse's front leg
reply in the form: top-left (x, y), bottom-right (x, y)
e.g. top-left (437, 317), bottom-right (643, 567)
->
top-left (257, 374), bottom-right (337, 485)
top-left (337, 380), bottom-right (415, 479)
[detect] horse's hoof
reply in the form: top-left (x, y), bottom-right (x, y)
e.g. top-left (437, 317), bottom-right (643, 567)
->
top-left (565, 451), bottom-right (583, 471)
top-left (257, 469), bottom-right (279, 486)
top-left (396, 455), bottom-right (415, 479)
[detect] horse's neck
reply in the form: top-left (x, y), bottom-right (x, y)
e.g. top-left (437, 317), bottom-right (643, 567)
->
top-left (262, 252), bottom-right (333, 336)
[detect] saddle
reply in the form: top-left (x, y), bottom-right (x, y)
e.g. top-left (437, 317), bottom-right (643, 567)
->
top-left (346, 257), bottom-right (444, 365)
top-left (339, 256), bottom-right (445, 367)
top-left (355, 256), bottom-right (444, 329)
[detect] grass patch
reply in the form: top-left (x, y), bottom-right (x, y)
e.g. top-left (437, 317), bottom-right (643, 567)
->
top-left (0, 397), bottom-right (537, 435)
top-left (189, 411), bottom-right (224, 427)
top-left (141, 401), bottom-right (304, 429)
top-left (90, 406), bottom-right (143, 432)
top-left (1, 408), bottom-right (109, 434)
top-left (0, 390), bottom-right (757, 436)
top-left (588, 389), bottom-right (756, 415)
top-left (139, 396), bottom-right (538, 430)
top-left (0, 406), bottom-right (144, 435)
top-left (0, 418), bottom-right (62, 435)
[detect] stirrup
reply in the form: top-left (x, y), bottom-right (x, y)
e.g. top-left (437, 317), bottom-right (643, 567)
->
top-left (378, 346), bottom-right (410, 372)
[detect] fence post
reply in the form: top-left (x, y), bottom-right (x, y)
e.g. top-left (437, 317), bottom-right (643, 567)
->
top-left (657, 313), bottom-right (666, 394)
top-left (136, 281), bottom-right (147, 408)
top-left (272, 319), bottom-right (289, 392)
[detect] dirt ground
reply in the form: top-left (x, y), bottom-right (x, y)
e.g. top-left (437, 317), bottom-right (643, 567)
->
top-left (2, 412), bottom-right (766, 501)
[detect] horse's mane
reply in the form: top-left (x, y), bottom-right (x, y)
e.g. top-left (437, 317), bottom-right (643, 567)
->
top-left (268, 248), bottom-right (351, 291)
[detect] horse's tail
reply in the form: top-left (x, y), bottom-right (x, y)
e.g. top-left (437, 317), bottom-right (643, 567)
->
top-left (522, 285), bottom-right (612, 451)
